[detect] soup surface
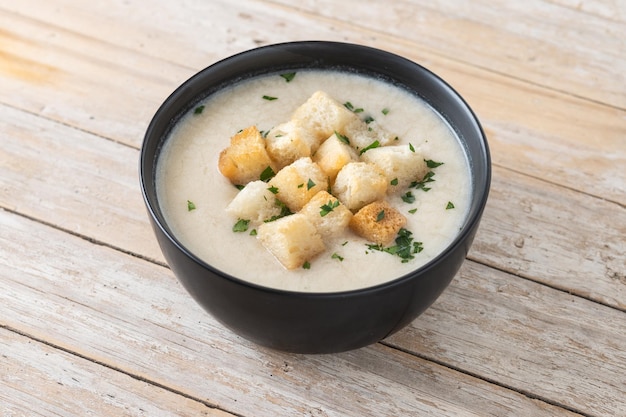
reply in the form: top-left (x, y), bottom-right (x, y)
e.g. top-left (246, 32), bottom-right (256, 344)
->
top-left (156, 70), bottom-right (471, 292)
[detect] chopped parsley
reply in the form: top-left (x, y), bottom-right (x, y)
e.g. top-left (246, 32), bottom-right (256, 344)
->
top-left (307, 178), bottom-right (316, 190)
top-left (425, 159), bottom-right (444, 168)
top-left (409, 143), bottom-right (415, 152)
top-left (401, 191), bottom-right (415, 204)
top-left (363, 115), bottom-right (375, 124)
top-left (249, 229), bottom-right (257, 236)
top-left (359, 140), bottom-right (380, 155)
top-left (408, 208), bottom-right (418, 214)
top-left (331, 253), bottom-right (344, 261)
top-left (280, 72), bottom-right (296, 82)
top-left (264, 199), bottom-right (293, 222)
top-left (344, 102), bottom-right (364, 113)
top-left (193, 105), bottom-right (205, 115)
top-left (446, 201), bottom-right (455, 210)
top-left (382, 108), bottom-right (390, 115)
top-left (187, 200), bottom-right (196, 211)
top-left (302, 261), bottom-right (311, 269)
top-left (335, 131), bottom-right (350, 145)
top-left (260, 166), bottom-right (276, 182)
top-left (320, 200), bottom-right (340, 217)
top-left (410, 171), bottom-right (436, 192)
top-left (267, 185), bottom-right (279, 194)
top-left (262, 95), bottom-right (278, 101)
top-left (232, 219), bottom-right (250, 232)
top-left (376, 210), bottom-right (385, 222)
top-left (390, 178), bottom-right (399, 186)
top-left (366, 228), bottom-right (423, 263)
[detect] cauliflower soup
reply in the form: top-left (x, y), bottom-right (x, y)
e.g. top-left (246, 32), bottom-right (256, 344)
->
top-left (156, 70), bottom-right (471, 292)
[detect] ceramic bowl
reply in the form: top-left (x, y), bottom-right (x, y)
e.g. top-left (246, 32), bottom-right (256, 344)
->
top-left (140, 41), bottom-right (490, 353)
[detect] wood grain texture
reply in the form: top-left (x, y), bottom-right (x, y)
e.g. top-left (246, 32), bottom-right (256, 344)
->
top-left (0, 329), bottom-right (232, 417)
top-left (0, 0), bottom-right (624, 415)
top-left (0, 209), bottom-right (588, 416)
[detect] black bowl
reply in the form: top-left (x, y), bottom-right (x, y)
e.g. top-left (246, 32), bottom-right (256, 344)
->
top-left (140, 41), bottom-right (490, 353)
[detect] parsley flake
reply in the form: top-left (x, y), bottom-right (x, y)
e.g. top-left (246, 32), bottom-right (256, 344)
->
top-left (232, 219), bottom-right (250, 232)
top-left (402, 191), bottom-right (415, 204)
top-left (335, 131), bottom-right (350, 145)
top-left (268, 186), bottom-right (279, 194)
top-left (320, 200), bottom-right (340, 217)
top-left (382, 108), bottom-right (390, 115)
top-left (366, 228), bottom-right (423, 263)
top-left (307, 178), bottom-right (316, 190)
top-left (376, 210), bottom-right (385, 222)
top-left (302, 261), bottom-right (311, 269)
top-left (280, 72), bottom-right (296, 82)
top-left (390, 178), bottom-right (399, 186)
top-left (409, 143), bottom-right (415, 152)
top-left (425, 159), bottom-right (444, 168)
top-left (363, 115), bottom-right (375, 124)
top-left (193, 105), bottom-right (205, 115)
top-left (446, 201), bottom-right (455, 210)
top-left (260, 166), bottom-right (276, 182)
top-left (331, 253), bottom-right (344, 261)
top-left (359, 140), bottom-right (380, 155)
top-left (408, 208), bottom-right (418, 214)
top-left (262, 95), bottom-right (278, 101)
top-left (187, 200), bottom-right (196, 211)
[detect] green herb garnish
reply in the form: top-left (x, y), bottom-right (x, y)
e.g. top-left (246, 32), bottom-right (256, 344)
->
top-left (331, 253), bottom-right (344, 261)
top-left (280, 72), bottom-right (296, 82)
top-left (187, 200), bottom-right (196, 211)
top-left (408, 208), bottom-right (418, 214)
top-left (410, 171), bottom-right (436, 192)
top-left (446, 201), bottom-right (455, 210)
top-left (262, 95), bottom-right (278, 101)
top-left (260, 166), bottom-right (276, 182)
top-left (359, 140), bottom-right (380, 155)
top-left (264, 199), bottom-right (293, 222)
top-left (335, 131), bottom-right (350, 145)
top-left (267, 186), bottom-right (279, 194)
top-left (376, 210), bottom-right (385, 222)
top-left (401, 191), bottom-right (415, 204)
top-left (193, 105), bottom-right (205, 115)
top-left (233, 219), bottom-right (250, 232)
top-left (363, 115), bottom-right (375, 124)
top-left (390, 178), bottom-right (399, 186)
top-left (409, 143), bottom-right (415, 152)
top-left (307, 178), bottom-right (316, 190)
top-left (302, 261), bottom-right (311, 269)
top-left (425, 159), bottom-right (444, 168)
top-left (320, 200), bottom-right (340, 217)
top-left (250, 229), bottom-right (257, 236)
top-left (366, 228), bottom-right (423, 263)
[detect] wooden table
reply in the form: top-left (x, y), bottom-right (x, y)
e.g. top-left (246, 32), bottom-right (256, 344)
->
top-left (1, 1), bottom-right (624, 416)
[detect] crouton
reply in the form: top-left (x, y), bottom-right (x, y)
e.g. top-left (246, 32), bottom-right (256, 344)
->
top-left (299, 191), bottom-right (353, 240)
top-left (350, 200), bottom-right (407, 245)
top-left (312, 132), bottom-right (359, 183)
top-left (268, 157), bottom-right (329, 212)
top-left (265, 120), bottom-right (318, 169)
top-left (332, 162), bottom-right (388, 211)
top-left (257, 213), bottom-right (326, 270)
top-left (360, 144), bottom-right (429, 192)
top-left (291, 91), bottom-right (359, 143)
top-left (226, 180), bottom-right (282, 224)
top-left (218, 126), bottom-right (276, 185)
top-left (343, 117), bottom-right (397, 152)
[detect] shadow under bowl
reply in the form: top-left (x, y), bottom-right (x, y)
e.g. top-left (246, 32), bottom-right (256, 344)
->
top-left (140, 41), bottom-right (491, 354)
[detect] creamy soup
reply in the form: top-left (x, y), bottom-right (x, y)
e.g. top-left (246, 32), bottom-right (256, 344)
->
top-left (156, 70), bottom-right (471, 292)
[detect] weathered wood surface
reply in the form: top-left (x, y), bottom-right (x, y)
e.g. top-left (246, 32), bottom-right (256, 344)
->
top-left (0, 0), bottom-right (624, 416)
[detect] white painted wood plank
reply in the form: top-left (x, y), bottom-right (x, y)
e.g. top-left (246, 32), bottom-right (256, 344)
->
top-left (0, 328), bottom-right (233, 417)
top-left (266, 0), bottom-right (626, 108)
top-left (386, 260), bottom-right (626, 416)
top-left (0, 209), bottom-right (584, 417)
top-left (0, 2), bottom-right (624, 205)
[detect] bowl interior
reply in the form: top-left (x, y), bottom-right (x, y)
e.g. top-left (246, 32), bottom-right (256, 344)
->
top-left (141, 41), bottom-right (490, 294)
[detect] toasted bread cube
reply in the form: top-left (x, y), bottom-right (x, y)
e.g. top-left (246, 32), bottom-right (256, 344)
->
top-left (300, 191), bottom-right (353, 240)
top-left (332, 162), bottom-right (388, 211)
top-left (312, 132), bottom-right (359, 182)
top-left (218, 126), bottom-right (276, 185)
top-left (292, 91), bottom-right (359, 143)
top-left (360, 145), bottom-right (429, 192)
top-left (343, 117), bottom-right (397, 151)
top-left (350, 200), bottom-right (407, 245)
top-left (226, 180), bottom-right (282, 224)
top-left (268, 157), bottom-right (329, 212)
top-left (265, 120), bottom-right (318, 169)
top-left (257, 213), bottom-right (326, 270)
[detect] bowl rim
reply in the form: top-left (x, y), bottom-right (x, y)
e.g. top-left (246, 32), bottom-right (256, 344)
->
top-left (140, 40), bottom-right (491, 298)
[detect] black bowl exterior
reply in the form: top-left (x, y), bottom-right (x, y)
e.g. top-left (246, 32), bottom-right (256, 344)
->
top-left (140, 41), bottom-right (490, 353)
